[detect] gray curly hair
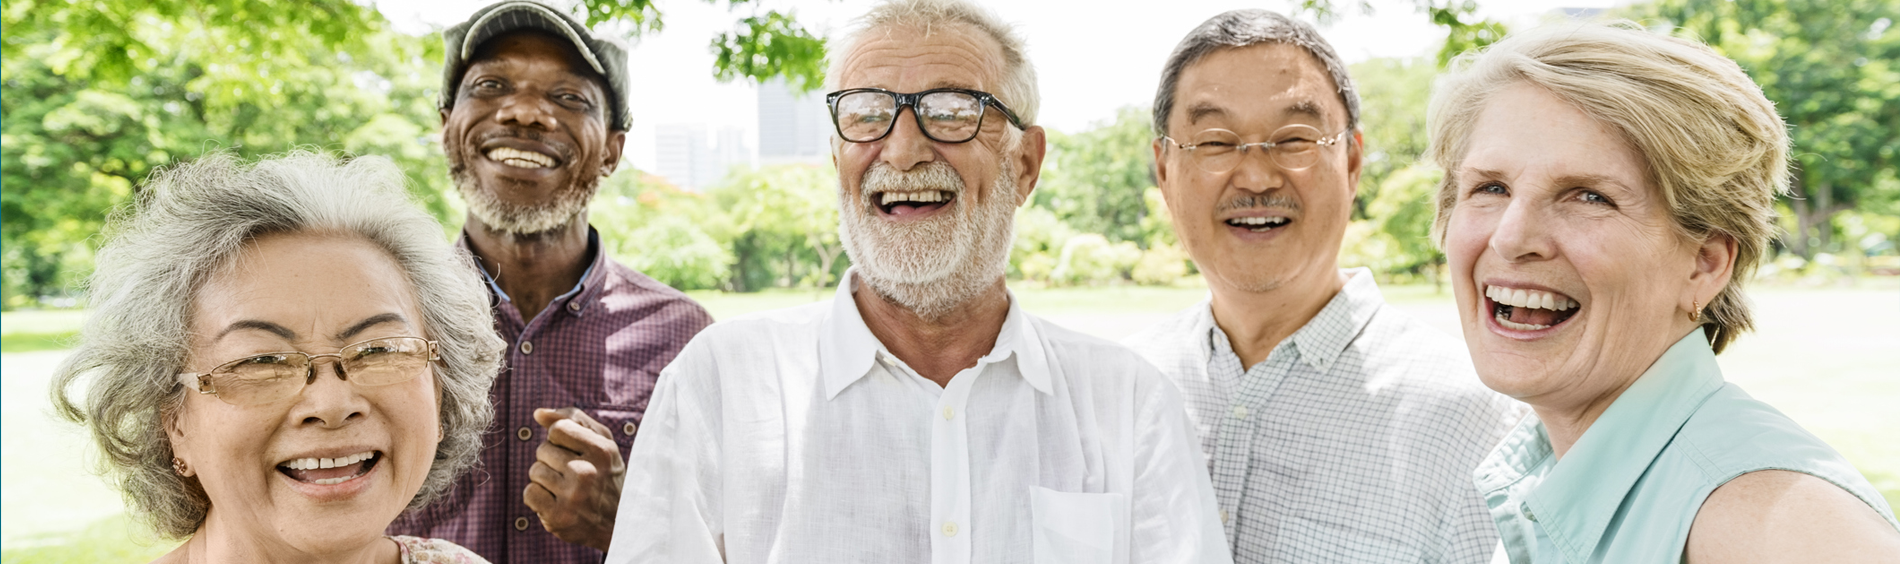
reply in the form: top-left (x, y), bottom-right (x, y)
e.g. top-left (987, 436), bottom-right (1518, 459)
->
top-left (50, 152), bottom-right (504, 538)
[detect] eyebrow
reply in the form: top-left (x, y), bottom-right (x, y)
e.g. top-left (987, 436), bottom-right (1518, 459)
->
top-left (336, 313), bottom-right (409, 342)
top-left (213, 312), bottom-right (409, 344)
top-left (1283, 99), bottom-right (1326, 121)
top-left (1185, 102), bottom-right (1228, 125)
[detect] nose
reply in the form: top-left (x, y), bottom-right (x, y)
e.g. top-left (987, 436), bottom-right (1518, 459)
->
top-left (1228, 145), bottom-right (1285, 193)
top-left (494, 92), bottom-right (558, 131)
top-left (877, 106), bottom-right (936, 172)
top-left (293, 356), bottom-right (366, 428)
top-left (1489, 197), bottom-right (1556, 263)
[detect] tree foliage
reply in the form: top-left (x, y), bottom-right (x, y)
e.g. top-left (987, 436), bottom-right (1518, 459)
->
top-left (1627, 0), bottom-right (1900, 258)
top-left (1034, 107), bottom-right (1155, 246)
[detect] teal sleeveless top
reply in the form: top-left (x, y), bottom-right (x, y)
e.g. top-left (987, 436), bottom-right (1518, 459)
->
top-left (1473, 331), bottom-right (1900, 563)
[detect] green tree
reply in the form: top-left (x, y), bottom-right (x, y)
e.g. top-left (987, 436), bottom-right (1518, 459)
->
top-left (1349, 56), bottom-right (1438, 215)
top-left (710, 164), bottom-right (844, 291)
top-left (1629, 0), bottom-right (1900, 258)
top-left (1035, 106), bottom-right (1155, 247)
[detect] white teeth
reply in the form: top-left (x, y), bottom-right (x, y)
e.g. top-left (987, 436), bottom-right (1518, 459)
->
top-left (1496, 315), bottom-right (1552, 331)
top-left (280, 451), bottom-right (374, 471)
top-left (878, 191), bottom-right (951, 205)
top-left (1485, 285), bottom-right (1576, 311)
top-left (1228, 216), bottom-right (1289, 227)
top-left (484, 147), bottom-right (555, 169)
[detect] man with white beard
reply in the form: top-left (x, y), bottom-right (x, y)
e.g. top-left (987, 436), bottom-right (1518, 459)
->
top-left (602, 1), bottom-right (1230, 563)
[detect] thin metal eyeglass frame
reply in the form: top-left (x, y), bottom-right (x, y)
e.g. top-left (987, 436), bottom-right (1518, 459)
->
top-left (177, 336), bottom-right (440, 405)
top-left (1161, 126), bottom-right (1351, 173)
top-left (825, 87), bottom-right (1027, 144)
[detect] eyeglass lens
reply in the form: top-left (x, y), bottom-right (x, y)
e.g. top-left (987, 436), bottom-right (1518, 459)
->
top-left (834, 90), bottom-right (987, 143)
top-left (204, 337), bottom-right (433, 405)
top-left (1184, 125), bottom-right (1332, 173)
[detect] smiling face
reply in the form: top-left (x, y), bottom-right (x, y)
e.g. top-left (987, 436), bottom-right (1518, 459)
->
top-left (1154, 43), bottom-right (1362, 294)
top-left (167, 231), bottom-right (440, 554)
top-left (442, 31), bottom-right (626, 235)
top-left (1444, 83), bottom-right (1710, 413)
top-left (831, 23), bottom-right (1045, 317)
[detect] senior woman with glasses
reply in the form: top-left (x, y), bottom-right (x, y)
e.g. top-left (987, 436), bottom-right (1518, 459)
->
top-left (52, 152), bottom-right (504, 563)
top-left (1428, 23), bottom-right (1900, 563)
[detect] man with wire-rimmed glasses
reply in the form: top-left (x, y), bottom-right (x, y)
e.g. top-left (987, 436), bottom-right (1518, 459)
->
top-left (1120, 10), bottom-right (1524, 564)
top-left (604, 1), bottom-right (1229, 563)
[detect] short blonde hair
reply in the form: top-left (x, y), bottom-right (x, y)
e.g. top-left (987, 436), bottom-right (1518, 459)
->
top-left (1426, 22), bottom-right (1789, 353)
top-left (825, 0), bottom-right (1039, 127)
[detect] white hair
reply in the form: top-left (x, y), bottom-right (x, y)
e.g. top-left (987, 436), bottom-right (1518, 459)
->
top-left (51, 152), bottom-right (505, 538)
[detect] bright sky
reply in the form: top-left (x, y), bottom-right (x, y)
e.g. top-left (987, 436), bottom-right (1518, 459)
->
top-left (372, 0), bottom-right (1623, 172)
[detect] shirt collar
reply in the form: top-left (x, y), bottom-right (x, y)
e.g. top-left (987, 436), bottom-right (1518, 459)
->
top-left (1201, 267), bottom-right (1384, 371)
top-left (817, 268), bottom-right (1051, 400)
top-left (457, 227), bottom-right (608, 316)
top-left (1475, 330), bottom-right (1725, 560)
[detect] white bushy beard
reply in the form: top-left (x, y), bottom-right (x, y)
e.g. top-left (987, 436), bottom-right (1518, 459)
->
top-left (839, 158), bottom-right (1019, 321)
top-left (448, 144), bottom-right (598, 236)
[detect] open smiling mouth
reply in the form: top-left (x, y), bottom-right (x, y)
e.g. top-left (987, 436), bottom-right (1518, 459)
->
top-left (277, 451), bottom-right (380, 486)
top-left (1486, 285), bottom-right (1581, 331)
top-left (875, 190), bottom-right (955, 217)
top-left (1226, 216), bottom-right (1291, 232)
top-left (485, 147), bottom-right (561, 170)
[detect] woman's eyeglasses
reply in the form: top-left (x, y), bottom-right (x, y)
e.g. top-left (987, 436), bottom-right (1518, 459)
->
top-left (177, 336), bottom-right (438, 406)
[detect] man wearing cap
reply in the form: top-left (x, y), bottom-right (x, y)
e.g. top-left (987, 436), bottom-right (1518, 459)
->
top-left (386, 2), bottom-right (713, 563)
top-left (603, 0), bottom-right (1229, 563)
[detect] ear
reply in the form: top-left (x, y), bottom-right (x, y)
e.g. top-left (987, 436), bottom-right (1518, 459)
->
top-left (1152, 137), bottom-right (1171, 186)
top-left (600, 130), bottom-right (628, 177)
top-left (439, 108), bottom-right (452, 127)
top-left (1012, 125), bottom-right (1049, 205)
top-left (162, 407), bottom-right (194, 477)
top-left (1345, 130), bottom-right (1365, 200)
top-left (1684, 231), bottom-right (1738, 315)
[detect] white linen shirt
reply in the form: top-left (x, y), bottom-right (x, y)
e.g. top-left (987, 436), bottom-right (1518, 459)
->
top-left (1122, 269), bottom-right (1525, 564)
top-left (606, 272), bottom-right (1231, 564)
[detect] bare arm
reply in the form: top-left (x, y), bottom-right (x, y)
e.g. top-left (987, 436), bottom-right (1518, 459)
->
top-left (1686, 470), bottom-right (1900, 564)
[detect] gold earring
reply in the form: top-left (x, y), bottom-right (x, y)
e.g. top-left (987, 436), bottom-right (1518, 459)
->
top-left (172, 457), bottom-right (190, 477)
top-left (1690, 299), bottom-right (1701, 323)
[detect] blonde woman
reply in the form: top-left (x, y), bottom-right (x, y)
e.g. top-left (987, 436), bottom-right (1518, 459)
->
top-left (1426, 23), bottom-right (1900, 563)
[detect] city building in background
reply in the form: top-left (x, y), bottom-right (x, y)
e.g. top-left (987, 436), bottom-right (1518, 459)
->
top-left (654, 123), bottom-right (752, 191)
top-left (756, 78), bottom-right (832, 165)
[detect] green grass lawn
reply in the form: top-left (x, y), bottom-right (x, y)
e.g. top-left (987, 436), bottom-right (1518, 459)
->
top-left (4, 280), bottom-right (1895, 560)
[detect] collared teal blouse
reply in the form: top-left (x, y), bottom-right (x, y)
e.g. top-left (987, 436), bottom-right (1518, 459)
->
top-left (1474, 331), bottom-right (1900, 563)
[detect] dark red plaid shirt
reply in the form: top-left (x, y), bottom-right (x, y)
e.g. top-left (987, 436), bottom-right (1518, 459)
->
top-left (390, 229), bottom-right (712, 564)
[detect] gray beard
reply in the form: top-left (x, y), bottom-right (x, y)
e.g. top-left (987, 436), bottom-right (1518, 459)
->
top-left (449, 156), bottom-right (599, 236)
top-left (839, 159), bottom-right (1019, 321)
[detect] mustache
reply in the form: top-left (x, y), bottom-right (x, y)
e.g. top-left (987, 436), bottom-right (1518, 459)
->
top-left (859, 161), bottom-right (964, 204)
top-left (472, 128), bottom-right (576, 162)
top-left (1216, 193), bottom-right (1302, 215)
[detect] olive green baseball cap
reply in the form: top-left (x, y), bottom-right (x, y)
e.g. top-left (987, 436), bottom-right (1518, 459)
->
top-left (439, 0), bottom-right (633, 130)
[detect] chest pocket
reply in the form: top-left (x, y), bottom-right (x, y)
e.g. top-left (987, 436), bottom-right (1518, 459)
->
top-left (1031, 487), bottom-right (1127, 564)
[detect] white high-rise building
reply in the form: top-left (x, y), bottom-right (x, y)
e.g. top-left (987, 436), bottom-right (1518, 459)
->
top-left (654, 124), bottom-right (752, 191)
top-left (757, 78), bottom-right (832, 165)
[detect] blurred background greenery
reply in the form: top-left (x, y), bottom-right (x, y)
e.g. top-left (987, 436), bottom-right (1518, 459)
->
top-left (3, 0), bottom-right (1896, 560)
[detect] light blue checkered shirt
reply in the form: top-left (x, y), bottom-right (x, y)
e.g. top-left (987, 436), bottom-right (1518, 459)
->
top-left (1123, 269), bottom-right (1525, 564)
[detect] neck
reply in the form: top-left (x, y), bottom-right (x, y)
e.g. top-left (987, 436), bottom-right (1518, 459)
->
top-left (854, 274), bottom-right (1011, 387)
top-left (1536, 323), bottom-right (1703, 459)
top-left (463, 213), bottom-right (591, 322)
top-left (1208, 267), bottom-right (1349, 369)
top-left (165, 509), bottom-right (396, 564)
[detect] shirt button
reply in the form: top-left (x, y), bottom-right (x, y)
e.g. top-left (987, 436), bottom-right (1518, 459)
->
top-left (878, 353), bottom-right (895, 367)
top-left (941, 521), bottom-right (958, 537)
top-left (514, 516), bottom-right (530, 531)
top-left (1232, 405), bottom-right (1249, 419)
top-left (1220, 510), bottom-right (1230, 524)
top-left (1521, 502), bottom-right (1537, 522)
top-left (517, 426), bottom-right (532, 441)
top-left (519, 341), bottom-right (532, 355)
top-left (568, 301), bottom-right (581, 312)
top-left (623, 421), bottom-right (638, 436)
top-left (942, 406), bottom-right (955, 420)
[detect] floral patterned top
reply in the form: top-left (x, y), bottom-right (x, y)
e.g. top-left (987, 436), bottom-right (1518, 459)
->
top-left (392, 535), bottom-right (490, 564)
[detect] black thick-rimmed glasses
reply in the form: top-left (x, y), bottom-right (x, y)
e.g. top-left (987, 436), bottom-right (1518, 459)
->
top-left (826, 88), bottom-right (1026, 144)
top-left (176, 336), bottom-right (440, 406)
